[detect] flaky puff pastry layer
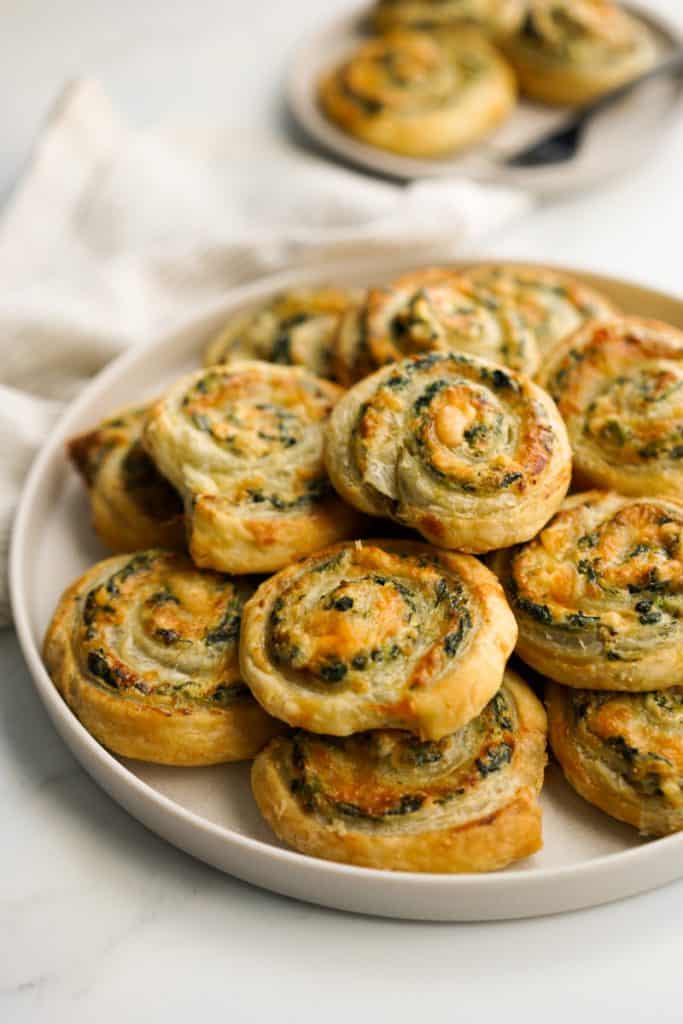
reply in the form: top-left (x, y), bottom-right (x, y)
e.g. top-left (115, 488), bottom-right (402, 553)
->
top-left (203, 286), bottom-right (361, 382)
top-left (539, 317), bottom-right (683, 499)
top-left (43, 551), bottom-right (284, 766)
top-left (503, 0), bottom-right (656, 106)
top-left (143, 361), bottom-right (364, 575)
top-left (319, 28), bottom-right (516, 158)
top-left (240, 539), bottom-right (517, 741)
top-left (492, 492), bottom-right (683, 692)
top-left (333, 267), bottom-right (539, 386)
top-left (547, 683), bottom-right (683, 837)
top-left (325, 351), bottom-right (571, 553)
top-left (68, 406), bottom-right (185, 554)
top-left (373, 0), bottom-right (525, 36)
top-left (461, 263), bottom-right (618, 358)
top-left (252, 669), bottom-right (546, 873)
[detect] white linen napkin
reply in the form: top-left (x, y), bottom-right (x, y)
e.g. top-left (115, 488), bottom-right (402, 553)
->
top-left (0, 78), bottom-right (532, 624)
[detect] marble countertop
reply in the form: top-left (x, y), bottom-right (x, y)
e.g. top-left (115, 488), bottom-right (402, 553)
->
top-left (2, 1), bottom-right (683, 1020)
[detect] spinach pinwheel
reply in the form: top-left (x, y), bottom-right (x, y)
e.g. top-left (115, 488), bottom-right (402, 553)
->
top-left (539, 317), bottom-right (683, 498)
top-left (143, 362), bottom-right (363, 574)
top-left (252, 669), bottom-right (546, 872)
top-left (547, 683), bottom-right (683, 837)
top-left (493, 492), bottom-right (683, 691)
top-left (68, 406), bottom-right (185, 554)
top-left (325, 352), bottom-right (571, 553)
top-left (43, 551), bottom-right (284, 765)
top-left (239, 539), bottom-right (517, 740)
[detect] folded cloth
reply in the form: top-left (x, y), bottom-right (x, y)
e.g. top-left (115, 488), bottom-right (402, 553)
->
top-left (0, 78), bottom-right (532, 625)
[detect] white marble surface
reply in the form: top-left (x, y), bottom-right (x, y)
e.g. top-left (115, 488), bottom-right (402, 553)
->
top-left (2, 1), bottom-right (683, 1020)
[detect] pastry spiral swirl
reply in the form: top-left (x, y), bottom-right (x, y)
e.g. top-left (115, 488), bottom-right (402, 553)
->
top-left (319, 28), bottom-right (516, 158)
top-left (203, 287), bottom-right (360, 382)
top-left (68, 406), bottom-right (185, 553)
top-left (373, 0), bottom-right (525, 36)
top-left (492, 492), bottom-right (683, 691)
top-left (240, 539), bottom-right (517, 740)
top-left (504, 0), bottom-right (656, 105)
top-left (143, 362), bottom-right (363, 574)
top-left (461, 263), bottom-right (617, 357)
top-left (539, 317), bottom-right (683, 498)
top-left (547, 683), bottom-right (683, 836)
top-left (333, 267), bottom-right (539, 386)
top-left (43, 551), bottom-right (284, 765)
top-left (325, 352), bottom-right (571, 553)
top-left (252, 669), bottom-right (547, 872)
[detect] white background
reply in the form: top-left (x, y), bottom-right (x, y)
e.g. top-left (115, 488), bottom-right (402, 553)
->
top-left (2, 1), bottom-right (683, 1020)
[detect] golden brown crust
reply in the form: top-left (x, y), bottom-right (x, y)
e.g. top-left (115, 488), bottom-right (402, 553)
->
top-left (492, 492), bottom-right (683, 691)
top-left (240, 538), bottom-right (517, 740)
top-left (504, 1), bottom-right (656, 106)
top-left (43, 551), bottom-right (284, 766)
top-left (325, 351), bottom-right (572, 553)
top-left (252, 670), bottom-right (546, 872)
top-left (142, 361), bottom-right (364, 574)
top-left (319, 28), bottom-right (516, 158)
top-left (333, 267), bottom-right (539, 384)
top-left (547, 683), bottom-right (683, 836)
top-left (373, 0), bottom-right (525, 36)
top-left (539, 317), bottom-right (683, 499)
top-left (68, 406), bottom-right (185, 553)
top-left (461, 263), bottom-right (618, 357)
top-left (203, 287), bottom-right (361, 382)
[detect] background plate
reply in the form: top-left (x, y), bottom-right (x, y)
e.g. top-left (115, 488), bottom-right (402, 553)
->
top-left (10, 258), bottom-right (683, 921)
top-left (287, 3), bottom-right (682, 194)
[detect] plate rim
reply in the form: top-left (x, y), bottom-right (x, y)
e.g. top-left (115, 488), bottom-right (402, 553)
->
top-left (10, 256), bottom-right (683, 920)
top-left (286, 1), bottom-right (683, 189)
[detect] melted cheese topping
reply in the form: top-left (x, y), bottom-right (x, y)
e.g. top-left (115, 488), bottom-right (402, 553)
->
top-left (266, 543), bottom-right (473, 693)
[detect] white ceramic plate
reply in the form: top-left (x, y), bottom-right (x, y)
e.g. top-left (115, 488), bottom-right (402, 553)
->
top-left (11, 259), bottom-right (683, 922)
top-left (288, 3), bottom-right (682, 194)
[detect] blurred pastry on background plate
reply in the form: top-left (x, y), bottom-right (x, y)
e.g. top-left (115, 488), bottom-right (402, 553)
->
top-left (319, 28), bottom-right (516, 157)
top-left (503, 0), bottom-right (657, 106)
top-left (373, 0), bottom-right (526, 38)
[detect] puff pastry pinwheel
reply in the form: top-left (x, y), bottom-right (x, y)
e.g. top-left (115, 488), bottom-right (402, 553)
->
top-left (240, 538), bottom-right (517, 741)
top-left (68, 406), bottom-right (185, 554)
top-left (325, 352), bottom-right (571, 553)
top-left (143, 362), bottom-right (363, 574)
top-left (252, 668), bottom-right (547, 872)
top-left (373, 0), bottom-right (525, 36)
top-left (547, 684), bottom-right (683, 837)
top-left (539, 317), bottom-right (683, 498)
top-left (492, 492), bottom-right (683, 692)
top-left (203, 287), bottom-right (360, 382)
top-left (461, 263), bottom-right (617, 357)
top-left (504, 0), bottom-right (656, 106)
top-left (333, 267), bottom-right (539, 386)
top-left (43, 551), bottom-right (284, 765)
top-left (319, 28), bottom-right (516, 158)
